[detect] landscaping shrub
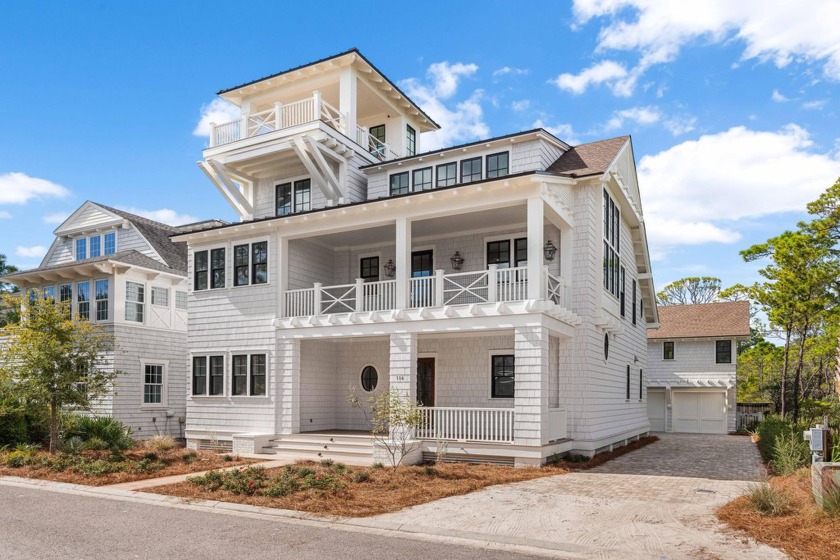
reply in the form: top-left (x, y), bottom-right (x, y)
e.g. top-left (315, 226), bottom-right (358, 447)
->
top-left (822, 484), bottom-right (840, 517)
top-left (0, 396), bottom-right (49, 448)
top-left (60, 436), bottom-right (85, 455)
top-left (263, 472), bottom-right (301, 498)
top-left (65, 416), bottom-right (134, 451)
top-left (182, 451), bottom-right (198, 463)
top-left (143, 435), bottom-right (177, 453)
top-left (771, 431), bottom-right (810, 475)
top-left (352, 470), bottom-right (371, 483)
top-left (747, 483), bottom-right (792, 516)
top-left (372, 462), bottom-right (384, 469)
top-left (188, 464), bottom-right (346, 498)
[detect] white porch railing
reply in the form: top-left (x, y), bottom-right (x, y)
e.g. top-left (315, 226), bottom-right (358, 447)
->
top-left (282, 266), bottom-right (566, 317)
top-left (355, 125), bottom-right (399, 161)
top-left (210, 91), bottom-right (346, 147)
top-left (417, 407), bottom-right (514, 443)
top-left (547, 408), bottom-right (567, 442)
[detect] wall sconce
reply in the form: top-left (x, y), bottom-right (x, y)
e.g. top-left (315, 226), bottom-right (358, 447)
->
top-left (450, 251), bottom-right (464, 271)
top-left (383, 259), bottom-right (396, 278)
top-left (543, 240), bottom-right (557, 262)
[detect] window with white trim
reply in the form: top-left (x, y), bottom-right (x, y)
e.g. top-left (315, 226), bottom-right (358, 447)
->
top-left (76, 281), bottom-right (90, 320)
top-left (104, 232), bottom-right (116, 255)
top-left (233, 241), bottom-right (268, 287)
top-left (194, 250), bottom-right (208, 290)
top-left (95, 279), bottom-right (108, 321)
top-left (43, 286), bottom-right (56, 301)
top-left (210, 248), bottom-right (225, 289)
top-left (632, 279), bottom-right (637, 325)
top-left (89, 236), bottom-right (101, 258)
top-left (125, 281), bottom-right (144, 323)
top-left (75, 238), bottom-right (87, 260)
top-left (276, 179), bottom-right (311, 216)
top-left (250, 354), bottom-right (266, 396)
top-left (626, 365), bottom-right (631, 400)
top-left (143, 363), bottom-right (165, 406)
top-left (603, 189), bottom-right (621, 298)
top-left (716, 340), bottom-right (732, 364)
top-left (175, 291), bottom-right (187, 310)
top-left (663, 341), bottom-right (674, 360)
top-left (192, 355), bottom-right (224, 396)
top-left (151, 287), bottom-right (168, 307)
top-left (406, 125), bottom-right (416, 156)
top-left (619, 266), bottom-right (626, 317)
top-left (59, 284), bottom-right (72, 317)
top-left (491, 354), bottom-right (515, 398)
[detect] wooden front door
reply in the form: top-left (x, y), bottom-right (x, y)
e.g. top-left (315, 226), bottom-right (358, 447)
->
top-left (417, 358), bottom-right (435, 407)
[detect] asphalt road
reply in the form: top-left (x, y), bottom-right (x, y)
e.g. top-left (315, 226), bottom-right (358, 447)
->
top-left (0, 484), bottom-right (545, 560)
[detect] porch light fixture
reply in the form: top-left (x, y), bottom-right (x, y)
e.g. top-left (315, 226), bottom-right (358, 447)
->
top-left (450, 251), bottom-right (464, 271)
top-left (383, 259), bottom-right (396, 278)
top-left (543, 240), bottom-right (557, 262)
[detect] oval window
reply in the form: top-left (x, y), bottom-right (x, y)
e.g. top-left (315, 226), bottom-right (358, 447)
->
top-left (604, 333), bottom-right (610, 361)
top-left (361, 365), bottom-right (378, 392)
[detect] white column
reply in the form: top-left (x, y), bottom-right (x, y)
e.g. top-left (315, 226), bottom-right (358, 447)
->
top-left (389, 332), bottom-right (417, 403)
top-left (395, 218), bottom-right (411, 309)
top-left (514, 325), bottom-right (549, 450)
top-left (527, 197), bottom-right (545, 300)
top-left (278, 338), bottom-right (301, 435)
top-left (276, 236), bottom-right (288, 318)
top-left (339, 68), bottom-right (357, 136)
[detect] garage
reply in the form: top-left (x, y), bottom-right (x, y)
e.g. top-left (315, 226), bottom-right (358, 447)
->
top-left (647, 389), bottom-right (666, 431)
top-left (672, 391), bottom-right (727, 434)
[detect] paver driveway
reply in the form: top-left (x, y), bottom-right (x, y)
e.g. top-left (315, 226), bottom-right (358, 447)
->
top-left (374, 433), bottom-right (787, 559)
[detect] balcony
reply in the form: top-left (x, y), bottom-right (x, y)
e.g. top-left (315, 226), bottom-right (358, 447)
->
top-left (283, 266), bottom-right (566, 318)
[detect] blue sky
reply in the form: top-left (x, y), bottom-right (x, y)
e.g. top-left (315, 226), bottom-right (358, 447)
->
top-left (1, 0), bottom-right (839, 294)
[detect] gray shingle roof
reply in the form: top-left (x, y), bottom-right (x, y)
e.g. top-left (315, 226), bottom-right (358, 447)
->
top-left (647, 301), bottom-right (751, 340)
top-left (547, 136), bottom-right (629, 178)
top-left (94, 203), bottom-right (187, 272)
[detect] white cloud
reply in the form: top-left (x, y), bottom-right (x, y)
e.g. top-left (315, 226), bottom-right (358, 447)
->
top-left (605, 106), bottom-right (661, 130)
top-left (662, 115), bottom-right (697, 136)
top-left (802, 99), bottom-right (828, 110)
top-left (551, 60), bottom-right (636, 96)
top-left (639, 124), bottom-right (840, 259)
top-left (0, 172), bottom-right (69, 204)
top-left (532, 120), bottom-right (580, 145)
top-left (571, 0), bottom-right (840, 93)
top-left (117, 207), bottom-right (200, 226)
top-left (771, 89), bottom-right (790, 102)
top-left (193, 98), bottom-right (240, 137)
top-left (16, 245), bottom-right (47, 258)
top-left (493, 66), bottom-right (530, 77)
top-left (511, 99), bottom-right (531, 112)
top-left (400, 62), bottom-right (489, 151)
top-left (0, 211), bottom-right (11, 219)
top-left (42, 212), bottom-right (69, 224)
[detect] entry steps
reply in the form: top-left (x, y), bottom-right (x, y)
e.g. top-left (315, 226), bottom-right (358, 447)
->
top-left (262, 432), bottom-right (375, 466)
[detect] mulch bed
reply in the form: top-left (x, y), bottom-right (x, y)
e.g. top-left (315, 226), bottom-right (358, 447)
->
top-left (717, 468), bottom-right (840, 560)
top-left (0, 448), bottom-right (255, 486)
top-left (145, 436), bottom-right (659, 517)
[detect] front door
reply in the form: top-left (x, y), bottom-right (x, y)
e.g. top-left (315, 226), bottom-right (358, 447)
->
top-left (417, 357), bottom-right (435, 407)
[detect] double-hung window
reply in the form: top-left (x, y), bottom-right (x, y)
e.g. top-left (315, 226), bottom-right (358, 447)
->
top-left (632, 279), bottom-right (637, 325)
top-left (663, 341), bottom-right (674, 360)
top-left (210, 248), bottom-right (225, 289)
top-left (413, 167), bottom-right (432, 191)
top-left (192, 356), bottom-right (225, 396)
top-left (76, 282), bottom-right (90, 320)
top-left (486, 152), bottom-right (509, 178)
top-left (639, 368), bottom-right (643, 400)
top-left (231, 355), bottom-right (248, 396)
top-left (143, 364), bottom-right (165, 406)
top-left (60, 284), bottom-right (72, 316)
top-left (491, 354), bottom-right (515, 398)
top-left (406, 125), bottom-right (416, 156)
top-left (626, 365), bottom-right (631, 400)
top-left (716, 340), bottom-right (732, 364)
top-left (461, 157), bottom-right (482, 183)
top-left (360, 256), bottom-right (379, 282)
top-left (389, 172), bottom-right (409, 196)
top-left (75, 238), bottom-right (87, 260)
top-left (43, 286), bottom-right (56, 301)
top-left (89, 236), bottom-right (101, 258)
top-left (603, 189), bottom-right (621, 298)
top-left (95, 279), bottom-right (109, 321)
top-left (251, 354), bottom-right (266, 396)
top-left (194, 251), bottom-right (208, 290)
top-left (230, 354), bottom-right (266, 396)
top-left (276, 179), bottom-right (311, 216)
top-left (436, 162), bottom-right (456, 187)
top-left (104, 232), bottom-right (116, 255)
top-left (487, 238), bottom-right (527, 269)
top-left (619, 267), bottom-right (626, 317)
top-left (125, 281), bottom-right (144, 323)
top-left (233, 241), bottom-right (268, 287)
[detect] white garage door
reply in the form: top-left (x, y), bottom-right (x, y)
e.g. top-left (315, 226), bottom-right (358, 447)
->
top-left (672, 391), bottom-right (726, 434)
top-left (647, 390), bottom-right (666, 432)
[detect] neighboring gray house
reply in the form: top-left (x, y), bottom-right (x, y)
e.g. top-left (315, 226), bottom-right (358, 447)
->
top-left (6, 201), bottom-right (204, 439)
top-left (175, 49), bottom-right (660, 466)
top-left (646, 301), bottom-right (751, 434)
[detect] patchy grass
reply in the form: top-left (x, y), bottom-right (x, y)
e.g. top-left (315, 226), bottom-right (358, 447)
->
top-left (718, 468), bottom-right (840, 560)
top-left (0, 447), bottom-right (255, 486)
top-left (548, 436), bottom-right (659, 469)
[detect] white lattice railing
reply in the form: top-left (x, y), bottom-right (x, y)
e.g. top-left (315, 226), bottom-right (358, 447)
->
top-left (442, 269), bottom-right (490, 305)
top-left (545, 268), bottom-right (565, 306)
top-left (319, 283), bottom-right (357, 314)
top-left (547, 408), bottom-right (567, 442)
top-left (417, 407), bottom-right (515, 443)
top-left (355, 125), bottom-right (399, 161)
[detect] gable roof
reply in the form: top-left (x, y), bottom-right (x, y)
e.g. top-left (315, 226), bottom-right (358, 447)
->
top-left (647, 301), bottom-right (751, 340)
top-left (547, 136), bottom-right (629, 178)
top-left (7, 250), bottom-right (186, 282)
top-left (93, 203), bottom-right (187, 272)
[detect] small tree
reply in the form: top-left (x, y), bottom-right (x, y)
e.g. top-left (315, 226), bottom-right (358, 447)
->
top-left (0, 294), bottom-right (117, 453)
top-left (348, 388), bottom-right (422, 467)
top-left (656, 276), bottom-right (722, 306)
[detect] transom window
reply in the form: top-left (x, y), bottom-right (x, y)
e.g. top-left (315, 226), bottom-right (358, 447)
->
top-left (360, 256), bottom-right (379, 282)
top-left (486, 152), bottom-right (509, 178)
top-left (663, 341), bottom-right (674, 360)
top-left (76, 282), bottom-right (90, 320)
top-left (233, 241), bottom-right (268, 287)
top-left (95, 279), bottom-right (109, 321)
top-left (461, 157), bottom-right (482, 183)
top-left (211, 248), bottom-right (225, 289)
top-left (175, 291), bottom-right (188, 310)
top-left (125, 281), bottom-right (144, 323)
top-left (491, 354), bottom-right (514, 398)
top-left (716, 340), bottom-right (732, 364)
top-left (276, 179), bottom-right (311, 216)
top-left (413, 167), bottom-right (433, 191)
top-left (603, 189), bottom-right (621, 298)
top-left (406, 125), bottom-right (416, 156)
top-left (361, 365), bottom-right (378, 392)
top-left (151, 287), bottom-right (168, 307)
top-left (436, 162), bottom-right (456, 187)
top-left (143, 364), bottom-right (164, 405)
top-left (192, 356), bottom-right (225, 396)
top-left (390, 172), bottom-right (409, 196)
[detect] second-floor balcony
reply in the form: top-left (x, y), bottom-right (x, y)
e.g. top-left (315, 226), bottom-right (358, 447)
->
top-left (283, 265), bottom-right (566, 318)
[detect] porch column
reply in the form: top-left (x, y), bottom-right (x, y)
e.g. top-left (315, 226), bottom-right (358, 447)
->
top-left (389, 332), bottom-right (417, 404)
top-left (339, 68), bottom-right (357, 136)
top-left (527, 197), bottom-right (546, 300)
top-left (276, 235), bottom-right (288, 318)
top-left (514, 325), bottom-right (549, 449)
top-left (395, 217), bottom-right (411, 309)
top-left (278, 338), bottom-right (301, 435)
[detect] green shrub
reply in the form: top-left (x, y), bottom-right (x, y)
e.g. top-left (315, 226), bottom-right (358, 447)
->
top-left (189, 470), bottom-right (225, 491)
top-left (331, 462), bottom-right (348, 474)
top-left (300, 471), bottom-right (345, 493)
top-left (142, 451), bottom-right (159, 461)
top-left (747, 483), bottom-right (791, 516)
top-left (221, 466), bottom-right (268, 495)
top-left (296, 467), bottom-right (314, 478)
top-left (133, 458), bottom-right (165, 473)
top-left (372, 462), bottom-right (384, 469)
top-left (60, 436), bottom-right (85, 455)
top-left (65, 416), bottom-right (134, 451)
top-left (771, 431), bottom-right (809, 475)
top-left (422, 465), bottom-right (438, 476)
top-left (0, 396), bottom-right (50, 448)
top-left (319, 458), bottom-right (334, 467)
top-left (182, 451), bottom-right (198, 463)
top-left (222, 454), bottom-right (233, 462)
top-left (4, 450), bottom-right (31, 468)
top-left (352, 470), bottom-right (371, 483)
top-left (822, 484), bottom-right (840, 517)
top-left (71, 459), bottom-right (123, 476)
top-left (143, 435), bottom-right (177, 453)
top-left (82, 437), bottom-right (109, 451)
top-left (263, 473), bottom-right (301, 497)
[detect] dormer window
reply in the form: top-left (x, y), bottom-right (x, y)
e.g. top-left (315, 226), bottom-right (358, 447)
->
top-left (90, 236), bottom-right (101, 258)
top-left (75, 238), bottom-right (87, 260)
top-left (276, 179), bottom-right (311, 216)
top-left (104, 232), bottom-right (116, 255)
top-left (486, 152), bottom-right (509, 179)
top-left (76, 231), bottom-right (117, 261)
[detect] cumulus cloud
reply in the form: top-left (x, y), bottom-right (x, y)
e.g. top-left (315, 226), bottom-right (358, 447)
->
top-left (193, 98), bottom-right (240, 137)
top-left (605, 106), bottom-right (661, 130)
top-left (771, 89), bottom-right (790, 102)
top-left (532, 120), bottom-right (580, 145)
top-left (493, 66), bottom-right (530, 77)
top-left (400, 61), bottom-right (489, 151)
top-left (662, 115), bottom-right (697, 136)
top-left (639, 124), bottom-right (840, 259)
top-left (0, 172), bottom-right (69, 205)
top-left (568, 0), bottom-right (840, 96)
top-left (42, 212), bottom-right (69, 224)
top-left (802, 99), bottom-right (828, 110)
top-left (511, 99), bottom-right (531, 112)
top-left (551, 60), bottom-right (636, 97)
top-left (16, 245), bottom-right (47, 258)
top-left (0, 211), bottom-right (11, 219)
top-left (117, 207), bottom-right (200, 226)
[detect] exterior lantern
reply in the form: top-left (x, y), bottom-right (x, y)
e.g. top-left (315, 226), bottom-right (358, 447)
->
top-left (543, 240), bottom-right (557, 262)
top-left (450, 251), bottom-right (464, 271)
top-left (383, 259), bottom-right (396, 278)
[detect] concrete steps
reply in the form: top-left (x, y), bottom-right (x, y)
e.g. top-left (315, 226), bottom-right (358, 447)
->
top-left (262, 432), bottom-right (375, 466)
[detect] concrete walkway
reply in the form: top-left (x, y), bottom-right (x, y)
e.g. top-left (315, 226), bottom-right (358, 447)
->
top-left (371, 433), bottom-right (786, 559)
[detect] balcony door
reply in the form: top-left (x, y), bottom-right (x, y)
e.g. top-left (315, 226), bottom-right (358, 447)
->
top-left (410, 250), bottom-right (434, 307)
top-left (417, 357), bottom-right (435, 407)
top-left (411, 250), bottom-right (434, 277)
